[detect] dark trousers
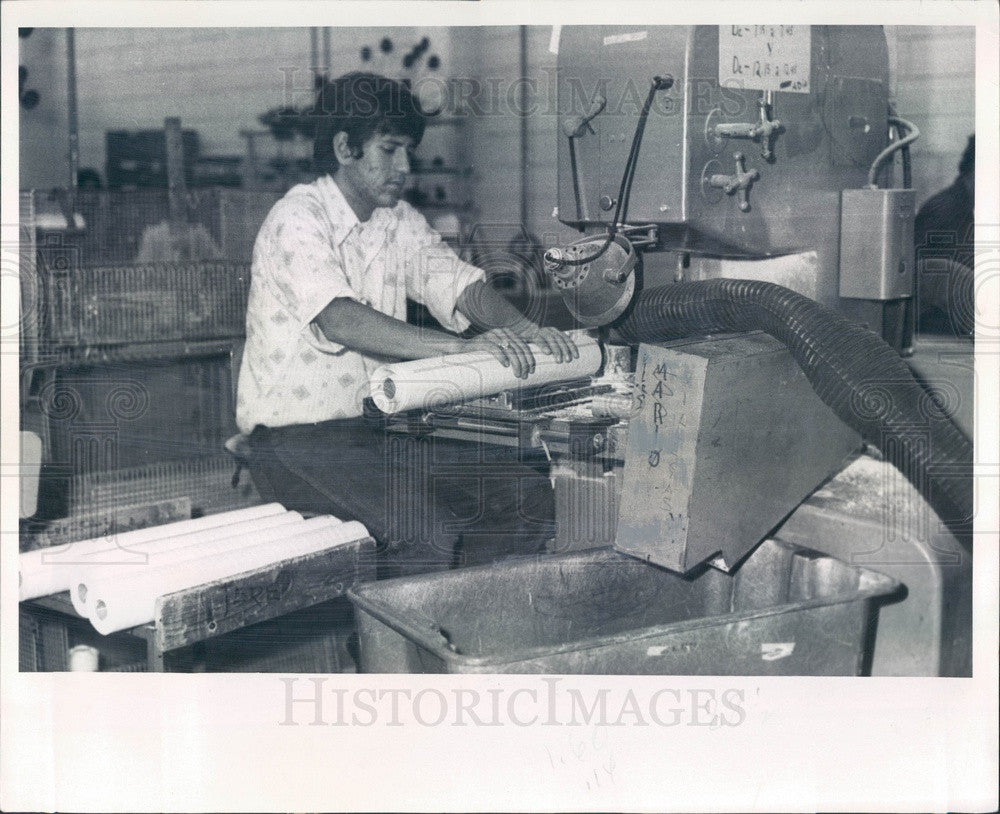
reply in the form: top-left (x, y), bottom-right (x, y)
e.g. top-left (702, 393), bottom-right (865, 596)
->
top-left (248, 418), bottom-right (555, 578)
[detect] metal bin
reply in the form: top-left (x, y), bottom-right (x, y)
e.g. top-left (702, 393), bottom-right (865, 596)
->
top-left (347, 539), bottom-right (900, 675)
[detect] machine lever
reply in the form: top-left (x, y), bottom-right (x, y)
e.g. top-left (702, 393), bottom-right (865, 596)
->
top-left (709, 153), bottom-right (760, 212)
top-left (563, 95), bottom-right (608, 221)
top-left (712, 93), bottom-right (783, 161)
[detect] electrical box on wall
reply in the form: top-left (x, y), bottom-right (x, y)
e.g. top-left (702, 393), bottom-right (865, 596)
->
top-left (839, 188), bottom-right (916, 301)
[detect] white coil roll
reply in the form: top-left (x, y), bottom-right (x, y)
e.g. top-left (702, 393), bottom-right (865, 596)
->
top-left (370, 334), bottom-right (603, 414)
top-left (88, 520), bottom-right (370, 635)
top-left (68, 511), bottom-right (307, 616)
top-left (19, 503), bottom-right (286, 601)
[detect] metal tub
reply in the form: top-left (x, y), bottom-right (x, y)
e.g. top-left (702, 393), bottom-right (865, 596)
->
top-left (347, 539), bottom-right (899, 675)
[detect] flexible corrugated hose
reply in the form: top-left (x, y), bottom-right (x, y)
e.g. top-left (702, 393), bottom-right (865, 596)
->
top-left (918, 258), bottom-right (975, 336)
top-left (614, 279), bottom-right (973, 546)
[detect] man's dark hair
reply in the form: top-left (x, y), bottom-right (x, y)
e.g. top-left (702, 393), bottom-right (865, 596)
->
top-left (312, 72), bottom-right (426, 175)
top-left (958, 134), bottom-right (975, 176)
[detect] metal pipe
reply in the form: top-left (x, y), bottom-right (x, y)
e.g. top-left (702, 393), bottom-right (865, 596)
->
top-left (65, 28), bottom-right (79, 219)
top-left (310, 27), bottom-right (319, 83)
top-left (519, 25), bottom-right (529, 231)
top-left (164, 117), bottom-right (186, 225)
top-left (867, 115), bottom-right (919, 188)
top-left (321, 27), bottom-right (331, 79)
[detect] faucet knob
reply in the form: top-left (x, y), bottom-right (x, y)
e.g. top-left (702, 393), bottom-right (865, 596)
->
top-left (708, 152), bottom-right (761, 212)
top-left (711, 95), bottom-right (784, 161)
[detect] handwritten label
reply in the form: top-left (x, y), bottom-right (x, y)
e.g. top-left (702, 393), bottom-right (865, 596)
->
top-left (221, 571), bottom-right (293, 618)
top-left (718, 25), bottom-right (811, 93)
top-left (544, 731), bottom-right (616, 793)
top-left (617, 346), bottom-right (702, 569)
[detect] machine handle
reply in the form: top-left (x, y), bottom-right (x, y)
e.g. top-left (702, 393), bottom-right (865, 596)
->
top-left (562, 94), bottom-right (608, 138)
top-left (708, 153), bottom-right (760, 212)
top-left (712, 93), bottom-right (783, 161)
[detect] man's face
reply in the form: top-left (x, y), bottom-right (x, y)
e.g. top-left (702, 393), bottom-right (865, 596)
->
top-left (336, 130), bottom-right (415, 217)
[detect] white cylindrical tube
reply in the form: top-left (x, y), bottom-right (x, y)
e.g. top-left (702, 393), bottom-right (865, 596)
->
top-left (89, 520), bottom-right (370, 635)
top-left (69, 511), bottom-right (308, 616)
top-left (75, 510), bottom-right (310, 565)
top-left (85, 515), bottom-right (340, 630)
top-left (86, 516), bottom-right (358, 612)
top-left (19, 503), bottom-right (286, 600)
top-left (590, 392), bottom-right (634, 419)
top-left (370, 334), bottom-right (603, 414)
top-left (67, 644), bottom-right (100, 672)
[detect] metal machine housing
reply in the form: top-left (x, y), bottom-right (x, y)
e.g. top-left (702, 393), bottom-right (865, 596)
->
top-left (555, 25), bottom-right (905, 339)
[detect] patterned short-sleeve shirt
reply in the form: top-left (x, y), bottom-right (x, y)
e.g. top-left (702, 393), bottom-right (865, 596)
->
top-left (236, 174), bottom-right (484, 432)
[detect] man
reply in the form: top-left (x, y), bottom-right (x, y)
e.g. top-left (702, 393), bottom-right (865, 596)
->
top-left (914, 135), bottom-right (975, 336)
top-left (237, 72), bottom-right (579, 577)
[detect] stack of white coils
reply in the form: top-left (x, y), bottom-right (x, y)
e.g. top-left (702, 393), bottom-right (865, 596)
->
top-left (19, 503), bottom-right (369, 635)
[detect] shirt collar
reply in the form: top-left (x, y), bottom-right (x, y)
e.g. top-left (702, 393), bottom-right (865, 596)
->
top-left (315, 175), bottom-right (360, 247)
top-left (316, 174), bottom-right (398, 248)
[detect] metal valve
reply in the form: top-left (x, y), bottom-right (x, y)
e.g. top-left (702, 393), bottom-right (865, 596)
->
top-left (712, 93), bottom-right (783, 161)
top-left (709, 152), bottom-right (760, 212)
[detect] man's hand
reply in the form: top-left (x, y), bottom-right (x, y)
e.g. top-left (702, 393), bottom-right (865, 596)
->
top-left (456, 280), bottom-right (579, 378)
top-left (467, 325), bottom-right (579, 380)
top-left (513, 324), bottom-right (580, 364)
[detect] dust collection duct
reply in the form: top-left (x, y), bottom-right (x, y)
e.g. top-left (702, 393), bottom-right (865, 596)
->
top-left (545, 25), bottom-right (972, 561)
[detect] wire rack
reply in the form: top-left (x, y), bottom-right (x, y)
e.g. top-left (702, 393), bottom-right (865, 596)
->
top-left (69, 454), bottom-right (260, 520)
top-left (103, 661), bottom-right (149, 673)
top-left (201, 598), bottom-right (358, 673)
top-left (20, 189), bottom-right (277, 533)
top-left (26, 188), bottom-right (283, 351)
top-left (21, 497), bottom-right (193, 551)
top-left (19, 615), bottom-right (40, 671)
top-left (18, 614), bottom-right (69, 672)
top-left (42, 260), bottom-right (251, 347)
top-left (20, 191), bottom-right (40, 364)
top-left (21, 455), bottom-right (257, 549)
top-left (31, 188), bottom-right (281, 266)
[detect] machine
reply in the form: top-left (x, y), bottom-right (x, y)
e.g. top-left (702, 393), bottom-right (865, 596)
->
top-left (18, 25), bottom-right (972, 678)
top-left (550, 24), bottom-right (914, 347)
top-left (385, 25), bottom-right (973, 676)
